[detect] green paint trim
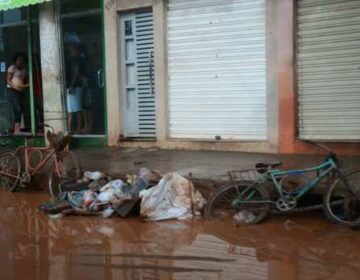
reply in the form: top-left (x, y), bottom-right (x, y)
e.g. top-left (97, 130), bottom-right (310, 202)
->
top-left (27, 6), bottom-right (36, 135)
top-left (70, 137), bottom-right (107, 148)
top-left (0, 136), bottom-right (45, 147)
top-left (101, 0), bottom-right (108, 144)
top-left (0, 0), bottom-right (50, 11)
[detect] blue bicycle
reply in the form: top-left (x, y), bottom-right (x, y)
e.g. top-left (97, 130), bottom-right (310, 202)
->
top-left (205, 141), bottom-right (360, 227)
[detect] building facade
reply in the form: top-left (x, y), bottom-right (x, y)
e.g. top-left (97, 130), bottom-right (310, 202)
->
top-left (0, 0), bottom-right (359, 155)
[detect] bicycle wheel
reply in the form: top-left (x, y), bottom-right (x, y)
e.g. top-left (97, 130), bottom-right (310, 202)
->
top-left (204, 182), bottom-right (270, 224)
top-left (0, 152), bottom-right (21, 192)
top-left (324, 169), bottom-right (360, 227)
top-left (48, 151), bottom-right (81, 196)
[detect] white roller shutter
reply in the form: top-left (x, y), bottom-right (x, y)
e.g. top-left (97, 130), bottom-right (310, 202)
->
top-left (167, 0), bottom-right (267, 140)
top-left (297, 0), bottom-right (360, 141)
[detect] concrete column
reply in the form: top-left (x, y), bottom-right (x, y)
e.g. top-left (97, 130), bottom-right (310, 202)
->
top-left (277, 0), bottom-right (296, 154)
top-left (104, 0), bottom-right (121, 146)
top-left (153, 0), bottom-right (168, 144)
top-left (266, 0), bottom-right (279, 152)
top-left (39, 2), bottom-right (65, 134)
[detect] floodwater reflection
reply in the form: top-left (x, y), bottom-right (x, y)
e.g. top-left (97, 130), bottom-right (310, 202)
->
top-left (0, 191), bottom-right (359, 280)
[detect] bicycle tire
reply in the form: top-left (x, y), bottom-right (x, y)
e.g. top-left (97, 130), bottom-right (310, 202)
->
top-left (0, 152), bottom-right (21, 192)
top-left (323, 169), bottom-right (360, 227)
top-left (204, 182), bottom-right (270, 224)
top-left (48, 151), bottom-right (81, 197)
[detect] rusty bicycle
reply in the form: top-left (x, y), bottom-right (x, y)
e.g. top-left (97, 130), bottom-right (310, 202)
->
top-left (0, 124), bottom-right (81, 195)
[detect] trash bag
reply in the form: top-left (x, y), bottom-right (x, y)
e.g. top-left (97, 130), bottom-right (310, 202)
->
top-left (115, 177), bottom-right (148, 218)
top-left (139, 173), bottom-right (205, 221)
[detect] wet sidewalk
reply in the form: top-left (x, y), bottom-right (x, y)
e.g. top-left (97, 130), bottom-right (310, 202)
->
top-left (74, 147), bottom-right (360, 193)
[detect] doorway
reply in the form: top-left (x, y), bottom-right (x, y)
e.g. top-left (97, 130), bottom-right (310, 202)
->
top-left (120, 10), bottom-right (156, 138)
top-left (59, 0), bottom-right (106, 138)
top-left (0, 7), bottom-right (42, 138)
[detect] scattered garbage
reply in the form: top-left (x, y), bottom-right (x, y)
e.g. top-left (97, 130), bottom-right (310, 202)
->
top-left (39, 168), bottom-right (206, 222)
top-left (140, 173), bottom-right (205, 221)
top-left (233, 210), bottom-right (256, 224)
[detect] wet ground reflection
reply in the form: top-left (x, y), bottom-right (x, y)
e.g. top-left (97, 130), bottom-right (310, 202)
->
top-left (0, 191), bottom-right (359, 280)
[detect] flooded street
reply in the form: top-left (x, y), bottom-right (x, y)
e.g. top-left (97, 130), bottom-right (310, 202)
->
top-left (0, 191), bottom-right (359, 280)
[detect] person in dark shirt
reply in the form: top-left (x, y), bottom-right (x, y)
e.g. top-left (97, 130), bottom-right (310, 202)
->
top-left (64, 39), bottom-right (86, 134)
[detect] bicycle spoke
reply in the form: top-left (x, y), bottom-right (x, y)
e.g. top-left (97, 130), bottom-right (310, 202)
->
top-left (205, 183), bottom-right (270, 224)
top-left (48, 151), bottom-right (80, 196)
top-left (0, 152), bottom-right (21, 192)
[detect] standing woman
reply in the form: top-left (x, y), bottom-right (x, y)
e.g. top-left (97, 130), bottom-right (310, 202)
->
top-left (6, 52), bottom-right (29, 134)
top-left (64, 37), bottom-right (85, 134)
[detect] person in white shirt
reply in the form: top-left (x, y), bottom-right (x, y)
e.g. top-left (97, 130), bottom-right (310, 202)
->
top-left (6, 52), bottom-right (29, 134)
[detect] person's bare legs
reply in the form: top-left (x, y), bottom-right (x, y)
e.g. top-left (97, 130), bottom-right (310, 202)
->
top-left (13, 122), bottom-right (20, 134)
top-left (75, 111), bottom-right (84, 134)
top-left (82, 109), bottom-right (93, 134)
top-left (81, 110), bottom-right (88, 134)
top-left (67, 112), bottom-right (73, 132)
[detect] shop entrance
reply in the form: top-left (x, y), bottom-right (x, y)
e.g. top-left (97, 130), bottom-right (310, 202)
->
top-left (0, 7), bottom-right (42, 139)
top-left (59, 0), bottom-right (106, 141)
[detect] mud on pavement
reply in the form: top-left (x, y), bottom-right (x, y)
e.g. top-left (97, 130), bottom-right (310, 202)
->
top-left (1, 191), bottom-right (360, 280)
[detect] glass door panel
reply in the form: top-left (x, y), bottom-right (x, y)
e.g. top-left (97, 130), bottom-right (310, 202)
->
top-left (60, 0), bottom-right (105, 136)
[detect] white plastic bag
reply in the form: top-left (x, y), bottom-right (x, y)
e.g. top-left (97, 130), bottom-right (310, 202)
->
top-left (84, 171), bottom-right (105, 181)
top-left (98, 179), bottom-right (129, 203)
top-left (139, 173), bottom-right (205, 221)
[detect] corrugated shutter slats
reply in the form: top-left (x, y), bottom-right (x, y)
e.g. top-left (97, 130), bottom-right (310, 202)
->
top-left (297, 0), bottom-right (360, 140)
top-left (167, 0), bottom-right (267, 140)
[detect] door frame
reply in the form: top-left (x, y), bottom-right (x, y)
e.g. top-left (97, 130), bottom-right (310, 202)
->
top-left (0, 6), bottom-right (44, 146)
top-left (55, 0), bottom-right (108, 147)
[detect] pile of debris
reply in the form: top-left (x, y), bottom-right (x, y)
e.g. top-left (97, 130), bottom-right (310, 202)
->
top-left (39, 168), bottom-right (206, 221)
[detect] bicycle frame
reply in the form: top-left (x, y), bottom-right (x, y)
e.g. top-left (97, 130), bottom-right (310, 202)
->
top-left (238, 157), bottom-right (338, 205)
top-left (15, 146), bottom-right (57, 177)
top-left (0, 146), bottom-right (63, 183)
top-left (268, 157), bottom-right (338, 199)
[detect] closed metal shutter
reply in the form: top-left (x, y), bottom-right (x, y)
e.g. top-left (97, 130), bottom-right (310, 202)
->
top-left (167, 0), bottom-right (267, 140)
top-left (297, 0), bottom-right (360, 140)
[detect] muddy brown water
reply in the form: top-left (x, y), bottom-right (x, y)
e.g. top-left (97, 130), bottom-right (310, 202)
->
top-left (0, 191), bottom-right (359, 280)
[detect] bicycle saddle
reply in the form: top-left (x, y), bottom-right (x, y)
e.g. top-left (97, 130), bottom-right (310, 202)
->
top-left (255, 162), bottom-right (282, 172)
